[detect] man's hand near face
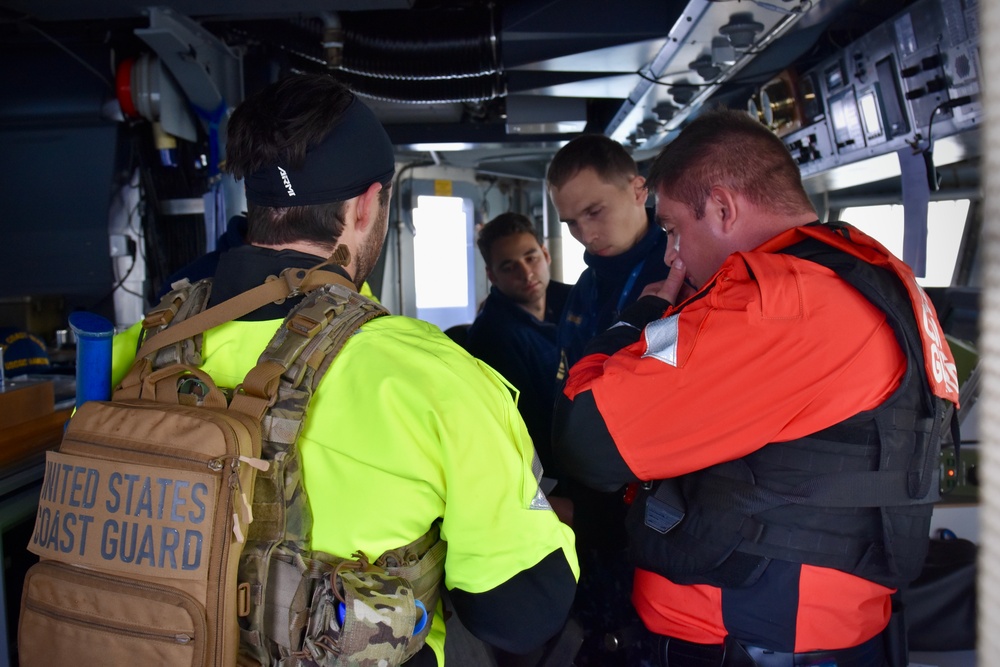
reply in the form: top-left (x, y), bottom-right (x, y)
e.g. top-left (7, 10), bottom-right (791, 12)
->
top-left (639, 258), bottom-right (690, 304)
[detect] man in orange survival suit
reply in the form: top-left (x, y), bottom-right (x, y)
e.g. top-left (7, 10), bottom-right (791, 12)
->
top-left (552, 109), bottom-right (960, 667)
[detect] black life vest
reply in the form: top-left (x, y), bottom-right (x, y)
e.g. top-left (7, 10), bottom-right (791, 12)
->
top-left (626, 231), bottom-right (957, 590)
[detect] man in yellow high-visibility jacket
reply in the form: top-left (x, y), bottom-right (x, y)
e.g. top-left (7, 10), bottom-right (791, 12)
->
top-left (113, 72), bottom-right (577, 667)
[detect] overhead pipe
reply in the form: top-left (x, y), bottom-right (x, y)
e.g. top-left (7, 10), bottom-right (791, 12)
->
top-left (333, 6), bottom-right (503, 104)
top-left (334, 76), bottom-right (504, 105)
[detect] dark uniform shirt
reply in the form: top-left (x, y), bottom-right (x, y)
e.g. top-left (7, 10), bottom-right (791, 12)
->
top-left (466, 280), bottom-right (570, 478)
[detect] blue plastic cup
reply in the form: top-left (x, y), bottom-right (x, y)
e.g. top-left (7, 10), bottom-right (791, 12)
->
top-left (68, 312), bottom-right (115, 407)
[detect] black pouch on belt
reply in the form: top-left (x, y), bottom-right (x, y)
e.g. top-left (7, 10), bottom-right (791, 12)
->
top-left (643, 479), bottom-right (686, 534)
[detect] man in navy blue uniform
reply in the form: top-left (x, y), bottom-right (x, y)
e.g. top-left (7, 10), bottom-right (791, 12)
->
top-left (466, 213), bottom-right (570, 486)
top-left (547, 134), bottom-right (671, 376)
top-left (546, 135), bottom-right (671, 666)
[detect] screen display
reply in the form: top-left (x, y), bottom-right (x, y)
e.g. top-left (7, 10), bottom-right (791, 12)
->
top-left (825, 62), bottom-right (845, 90)
top-left (858, 91), bottom-right (883, 139)
top-left (828, 89), bottom-right (864, 151)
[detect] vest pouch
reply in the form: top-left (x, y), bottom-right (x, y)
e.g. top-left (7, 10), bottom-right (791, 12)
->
top-left (641, 479), bottom-right (685, 533)
top-left (19, 560), bottom-right (207, 666)
top-left (300, 568), bottom-right (422, 667)
top-left (245, 452), bottom-right (287, 544)
top-left (626, 465), bottom-right (772, 589)
top-left (379, 529), bottom-right (446, 638)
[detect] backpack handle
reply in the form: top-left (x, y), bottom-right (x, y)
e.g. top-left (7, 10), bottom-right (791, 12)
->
top-left (140, 364), bottom-right (229, 408)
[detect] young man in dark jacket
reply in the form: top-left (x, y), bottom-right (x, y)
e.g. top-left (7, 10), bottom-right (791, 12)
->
top-left (547, 134), bottom-right (671, 375)
top-left (466, 213), bottom-right (570, 488)
top-left (546, 135), bottom-right (672, 665)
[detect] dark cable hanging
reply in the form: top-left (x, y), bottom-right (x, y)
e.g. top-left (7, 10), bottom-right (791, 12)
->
top-left (336, 6), bottom-right (502, 104)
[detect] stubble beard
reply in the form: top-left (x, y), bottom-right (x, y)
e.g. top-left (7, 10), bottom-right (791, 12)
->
top-left (353, 200), bottom-right (389, 289)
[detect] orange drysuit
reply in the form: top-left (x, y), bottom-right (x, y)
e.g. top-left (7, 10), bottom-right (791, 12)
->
top-left (555, 223), bottom-right (959, 652)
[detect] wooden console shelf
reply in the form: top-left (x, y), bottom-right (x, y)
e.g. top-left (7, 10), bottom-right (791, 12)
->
top-left (0, 408), bottom-right (73, 469)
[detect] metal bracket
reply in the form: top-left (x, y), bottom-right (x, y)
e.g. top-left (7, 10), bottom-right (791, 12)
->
top-left (135, 6), bottom-right (244, 156)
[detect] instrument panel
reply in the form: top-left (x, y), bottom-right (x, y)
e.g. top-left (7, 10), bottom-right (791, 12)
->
top-left (749, 0), bottom-right (981, 178)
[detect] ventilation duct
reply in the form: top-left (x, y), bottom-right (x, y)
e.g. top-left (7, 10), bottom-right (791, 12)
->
top-left (335, 7), bottom-right (503, 104)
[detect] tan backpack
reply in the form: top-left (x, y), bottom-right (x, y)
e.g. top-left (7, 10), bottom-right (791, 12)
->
top-left (18, 266), bottom-right (407, 666)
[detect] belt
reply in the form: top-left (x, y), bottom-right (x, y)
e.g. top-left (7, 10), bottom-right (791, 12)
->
top-left (657, 632), bottom-right (887, 667)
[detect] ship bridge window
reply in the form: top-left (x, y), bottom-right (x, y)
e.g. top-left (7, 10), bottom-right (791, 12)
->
top-left (412, 194), bottom-right (477, 330)
top-left (559, 222), bottom-right (589, 284)
top-left (840, 199), bottom-right (970, 287)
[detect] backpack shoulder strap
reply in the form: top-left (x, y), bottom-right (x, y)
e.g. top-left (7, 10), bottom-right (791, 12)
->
top-left (145, 278), bottom-right (214, 368)
top-left (114, 278), bottom-right (213, 400)
top-left (115, 267), bottom-right (356, 401)
top-left (137, 268), bottom-right (355, 362)
top-left (234, 281), bottom-right (387, 548)
top-left (230, 282), bottom-right (389, 438)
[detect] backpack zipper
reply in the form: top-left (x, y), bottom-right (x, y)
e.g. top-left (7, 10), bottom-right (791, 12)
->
top-left (26, 598), bottom-right (196, 645)
top-left (68, 437), bottom-right (227, 470)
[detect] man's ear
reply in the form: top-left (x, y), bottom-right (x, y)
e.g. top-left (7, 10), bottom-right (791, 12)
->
top-left (542, 243), bottom-right (552, 265)
top-left (631, 175), bottom-right (648, 205)
top-left (354, 181), bottom-right (384, 233)
top-left (708, 185), bottom-right (739, 234)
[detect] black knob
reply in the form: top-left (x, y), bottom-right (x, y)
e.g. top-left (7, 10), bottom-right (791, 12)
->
top-left (926, 78), bottom-right (947, 93)
top-left (922, 54), bottom-right (944, 70)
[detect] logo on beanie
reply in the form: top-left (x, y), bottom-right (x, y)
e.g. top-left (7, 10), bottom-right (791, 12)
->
top-left (277, 166), bottom-right (296, 197)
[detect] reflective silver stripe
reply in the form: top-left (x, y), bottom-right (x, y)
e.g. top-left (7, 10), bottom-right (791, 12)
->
top-left (529, 450), bottom-right (552, 509)
top-left (530, 486), bottom-right (553, 510)
top-left (608, 320), bottom-right (640, 331)
top-left (642, 314), bottom-right (680, 366)
top-left (531, 449), bottom-right (544, 482)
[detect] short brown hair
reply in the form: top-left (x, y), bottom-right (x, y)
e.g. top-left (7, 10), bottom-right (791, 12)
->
top-left (226, 73), bottom-right (356, 249)
top-left (646, 108), bottom-right (814, 219)
top-left (477, 213), bottom-right (540, 266)
top-left (546, 134), bottom-right (638, 190)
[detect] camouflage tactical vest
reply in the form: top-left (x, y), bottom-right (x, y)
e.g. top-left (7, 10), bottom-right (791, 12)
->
top-left (144, 269), bottom-right (446, 667)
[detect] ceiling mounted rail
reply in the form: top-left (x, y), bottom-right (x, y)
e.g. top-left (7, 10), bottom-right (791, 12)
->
top-left (605, 0), bottom-right (817, 152)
